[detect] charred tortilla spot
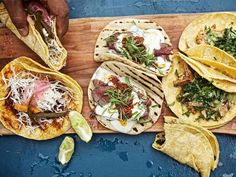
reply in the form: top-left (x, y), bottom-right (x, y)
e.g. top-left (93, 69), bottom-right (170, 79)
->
top-left (96, 45), bottom-right (99, 48)
top-left (154, 112), bottom-right (158, 116)
top-left (133, 127), bottom-right (138, 132)
top-left (140, 123), bottom-right (144, 126)
top-left (157, 28), bottom-right (163, 31)
top-left (95, 54), bottom-right (99, 56)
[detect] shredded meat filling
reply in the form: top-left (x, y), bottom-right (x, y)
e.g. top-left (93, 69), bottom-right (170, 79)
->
top-left (174, 62), bottom-right (194, 87)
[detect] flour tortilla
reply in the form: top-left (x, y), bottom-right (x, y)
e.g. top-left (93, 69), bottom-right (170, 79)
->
top-left (94, 18), bottom-right (172, 76)
top-left (179, 12), bottom-right (236, 54)
top-left (162, 54), bottom-right (236, 128)
top-left (0, 3), bottom-right (67, 71)
top-left (152, 116), bottom-right (219, 177)
top-left (0, 57), bottom-right (83, 140)
top-left (88, 61), bottom-right (163, 134)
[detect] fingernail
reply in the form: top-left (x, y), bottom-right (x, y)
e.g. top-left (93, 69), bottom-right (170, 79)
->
top-left (18, 27), bottom-right (28, 36)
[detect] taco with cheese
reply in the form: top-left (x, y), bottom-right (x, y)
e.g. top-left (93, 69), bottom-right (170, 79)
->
top-left (0, 57), bottom-right (83, 140)
top-left (152, 116), bottom-right (219, 177)
top-left (179, 12), bottom-right (236, 59)
top-left (94, 18), bottom-right (173, 76)
top-left (162, 54), bottom-right (236, 129)
top-left (88, 61), bottom-right (163, 134)
top-left (0, 2), bottom-right (67, 71)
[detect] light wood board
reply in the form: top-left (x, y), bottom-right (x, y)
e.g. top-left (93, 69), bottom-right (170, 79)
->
top-left (1, 13), bottom-right (236, 135)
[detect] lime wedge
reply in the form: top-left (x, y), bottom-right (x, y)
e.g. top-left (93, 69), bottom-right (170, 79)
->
top-left (58, 136), bottom-right (75, 165)
top-left (69, 111), bottom-right (93, 143)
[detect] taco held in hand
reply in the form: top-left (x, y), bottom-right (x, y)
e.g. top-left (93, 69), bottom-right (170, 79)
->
top-left (0, 2), bottom-right (67, 70)
top-left (0, 57), bottom-right (83, 140)
top-left (94, 18), bottom-right (173, 76)
top-left (162, 54), bottom-right (236, 128)
top-left (88, 61), bottom-right (163, 134)
top-left (179, 12), bottom-right (236, 59)
top-left (152, 116), bottom-right (219, 177)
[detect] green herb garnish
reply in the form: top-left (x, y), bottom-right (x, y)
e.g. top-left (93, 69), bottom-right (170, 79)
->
top-left (177, 74), bottom-right (230, 121)
top-left (105, 87), bottom-right (132, 107)
top-left (205, 26), bottom-right (236, 58)
top-left (121, 37), bottom-right (156, 67)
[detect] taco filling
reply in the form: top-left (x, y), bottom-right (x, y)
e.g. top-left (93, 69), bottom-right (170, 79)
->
top-left (1, 65), bottom-right (75, 133)
top-left (105, 25), bottom-right (172, 74)
top-left (27, 2), bottom-right (64, 65)
top-left (175, 64), bottom-right (232, 121)
top-left (196, 24), bottom-right (236, 58)
top-left (91, 68), bottom-right (152, 132)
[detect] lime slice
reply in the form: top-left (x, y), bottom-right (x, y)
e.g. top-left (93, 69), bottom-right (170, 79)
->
top-left (58, 136), bottom-right (75, 165)
top-left (69, 111), bottom-right (93, 143)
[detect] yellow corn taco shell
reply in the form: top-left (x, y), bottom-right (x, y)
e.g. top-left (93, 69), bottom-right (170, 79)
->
top-left (0, 3), bottom-right (67, 71)
top-left (179, 12), bottom-right (236, 53)
top-left (94, 18), bottom-right (172, 76)
top-left (152, 116), bottom-right (219, 177)
top-left (184, 45), bottom-right (236, 79)
top-left (88, 61), bottom-right (163, 134)
top-left (162, 54), bottom-right (236, 128)
top-left (179, 53), bottom-right (236, 84)
top-left (0, 57), bottom-right (83, 140)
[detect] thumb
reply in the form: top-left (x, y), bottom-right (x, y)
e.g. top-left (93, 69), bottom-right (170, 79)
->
top-left (3, 0), bottom-right (28, 36)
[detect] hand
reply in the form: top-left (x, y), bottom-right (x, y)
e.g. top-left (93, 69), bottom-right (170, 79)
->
top-left (3, 0), bottom-right (69, 38)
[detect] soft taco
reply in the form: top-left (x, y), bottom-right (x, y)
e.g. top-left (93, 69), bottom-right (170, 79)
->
top-left (94, 18), bottom-right (173, 76)
top-left (0, 2), bottom-right (67, 71)
top-left (152, 116), bottom-right (219, 177)
top-left (88, 61), bottom-right (163, 134)
top-left (162, 54), bottom-right (236, 129)
top-left (0, 57), bottom-right (83, 140)
top-left (179, 12), bottom-right (236, 59)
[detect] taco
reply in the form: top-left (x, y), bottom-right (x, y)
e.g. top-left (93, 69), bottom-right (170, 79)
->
top-left (94, 18), bottom-right (173, 76)
top-left (162, 54), bottom-right (236, 129)
top-left (0, 2), bottom-right (67, 71)
top-left (0, 57), bottom-right (83, 140)
top-left (88, 61), bottom-right (163, 134)
top-left (179, 53), bottom-right (236, 93)
top-left (152, 116), bottom-right (219, 177)
top-left (179, 12), bottom-right (236, 59)
top-left (184, 44), bottom-right (236, 79)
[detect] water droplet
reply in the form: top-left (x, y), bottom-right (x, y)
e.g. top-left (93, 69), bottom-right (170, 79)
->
top-left (146, 160), bottom-right (154, 168)
top-left (218, 161), bottom-right (223, 167)
top-left (148, 174), bottom-right (157, 177)
top-left (96, 138), bottom-right (119, 152)
top-left (88, 172), bottom-right (93, 177)
top-left (117, 151), bottom-right (128, 162)
top-left (158, 166), bottom-right (162, 171)
top-left (38, 153), bottom-right (49, 161)
top-left (79, 172), bottom-right (84, 177)
top-left (223, 173), bottom-right (234, 177)
top-left (230, 149), bottom-right (236, 159)
top-left (30, 153), bottom-right (50, 174)
top-left (134, 140), bottom-right (140, 146)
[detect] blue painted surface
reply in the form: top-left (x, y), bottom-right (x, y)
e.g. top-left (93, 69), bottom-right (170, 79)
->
top-left (68, 0), bottom-right (236, 18)
top-left (1, 0), bottom-right (236, 177)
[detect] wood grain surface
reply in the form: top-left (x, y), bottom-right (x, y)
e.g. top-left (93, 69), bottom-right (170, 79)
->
top-left (1, 13), bottom-right (236, 135)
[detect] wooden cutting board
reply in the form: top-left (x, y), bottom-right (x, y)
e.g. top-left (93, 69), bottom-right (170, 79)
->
top-left (1, 13), bottom-right (236, 135)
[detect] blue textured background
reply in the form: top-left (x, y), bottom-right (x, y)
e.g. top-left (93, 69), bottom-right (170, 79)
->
top-left (1, 0), bottom-right (236, 177)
